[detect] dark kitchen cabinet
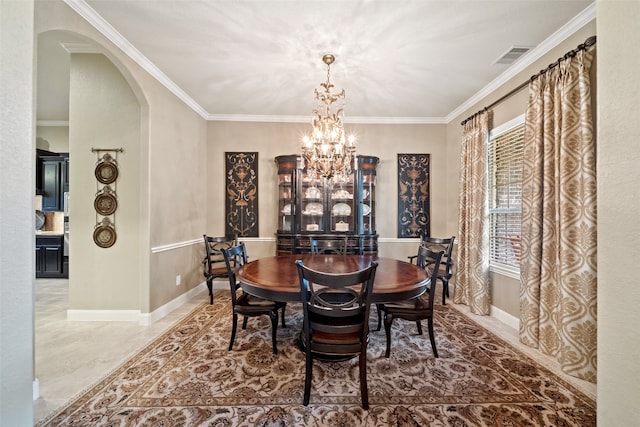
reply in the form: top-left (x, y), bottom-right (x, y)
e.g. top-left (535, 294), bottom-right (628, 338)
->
top-left (36, 235), bottom-right (66, 278)
top-left (38, 153), bottom-right (68, 212)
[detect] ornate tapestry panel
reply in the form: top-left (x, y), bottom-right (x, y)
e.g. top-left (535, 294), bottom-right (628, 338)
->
top-left (397, 154), bottom-right (430, 238)
top-left (225, 152), bottom-right (259, 237)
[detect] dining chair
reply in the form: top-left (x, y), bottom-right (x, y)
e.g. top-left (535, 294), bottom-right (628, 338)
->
top-left (310, 237), bottom-right (347, 254)
top-left (374, 243), bottom-right (430, 332)
top-left (296, 259), bottom-right (378, 409)
top-left (221, 242), bottom-right (286, 354)
top-left (408, 236), bottom-right (455, 305)
top-left (202, 234), bottom-right (238, 304)
top-left (379, 248), bottom-right (444, 358)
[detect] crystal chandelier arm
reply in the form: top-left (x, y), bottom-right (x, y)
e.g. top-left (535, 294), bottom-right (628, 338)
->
top-left (301, 53), bottom-right (355, 180)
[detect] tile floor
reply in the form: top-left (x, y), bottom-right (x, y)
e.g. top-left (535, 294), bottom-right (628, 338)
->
top-left (33, 278), bottom-right (596, 424)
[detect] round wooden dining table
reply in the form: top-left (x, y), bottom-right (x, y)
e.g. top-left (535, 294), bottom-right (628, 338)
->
top-left (236, 254), bottom-right (429, 303)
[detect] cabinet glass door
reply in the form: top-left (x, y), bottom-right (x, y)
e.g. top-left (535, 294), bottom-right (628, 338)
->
top-left (330, 174), bottom-right (355, 232)
top-left (278, 172), bottom-right (294, 232)
top-left (300, 173), bottom-right (325, 232)
top-left (362, 171), bottom-right (376, 234)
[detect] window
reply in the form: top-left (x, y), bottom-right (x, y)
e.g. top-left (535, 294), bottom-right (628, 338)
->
top-left (487, 115), bottom-right (524, 273)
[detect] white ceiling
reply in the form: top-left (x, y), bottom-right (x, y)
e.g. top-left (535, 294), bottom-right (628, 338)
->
top-left (36, 0), bottom-right (595, 124)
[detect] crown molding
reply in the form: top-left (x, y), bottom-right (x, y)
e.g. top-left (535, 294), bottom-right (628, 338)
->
top-left (60, 42), bottom-right (99, 54)
top-left (207, 114), bottom-right (447, 125)
top-left (63, 0), bottom-right (209, 120)
top-left (36, 120), bottom-right (69, 127)
top-left (445, 2), bottom-right (596, 124)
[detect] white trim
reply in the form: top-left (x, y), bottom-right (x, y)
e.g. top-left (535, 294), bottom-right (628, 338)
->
top-left (378, 237), bottom-right (421, 243)
top-left (65, 283), bottom-right (213, 324)
top-left (490, 263), bottom-right (521, 281)
top-left (33, 378), bottom-right (39, 400)
top-left (207, 114), bottom-right (446, 125)
top-left (490, 304), bottom-right (520, 331)
top-left (151, 236), bottom-right (277, 253)
top-left (150, 238), bottom-right (201, 254)
top-left (139, 282), bottom-right (209, 325)
top-left (60, 42), bottom-right (99, 54)
top-left (445, 3), bottom-right (596, 123)
top-left (67, 308), bottom-right (140, 322)
top-left (490, 114), bottom-right (526, 138)
top-left (237, 236), bottom-right (276, 243)
top-left (36, 120), bottom-right (69, 127)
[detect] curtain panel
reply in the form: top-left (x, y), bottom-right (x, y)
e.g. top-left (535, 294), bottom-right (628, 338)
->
top-left (519, 48), bottom-right (597, 382)
top-left (455, 112), bottom-right (490, 315)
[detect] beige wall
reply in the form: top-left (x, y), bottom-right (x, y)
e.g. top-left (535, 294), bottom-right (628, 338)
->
top-left (206, 121), bottom-right (448, 259)
top-left (36, 125), bottom-right (69, 152)
top-left (68, 53), bottom-right (141, 310)
top-left (597, 1), bottom-right (640, 425)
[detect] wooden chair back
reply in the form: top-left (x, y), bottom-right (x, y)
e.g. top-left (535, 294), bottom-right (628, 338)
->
top-left (202, 234), bottom-right (238, 303)
top-left (220, 241), bottom-right (248, 306)
top-left (296, 259), bottom-right (378, 408)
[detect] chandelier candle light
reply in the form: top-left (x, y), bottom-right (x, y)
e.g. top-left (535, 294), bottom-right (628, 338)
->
top-left (302, 54), bottom-right (356, 180)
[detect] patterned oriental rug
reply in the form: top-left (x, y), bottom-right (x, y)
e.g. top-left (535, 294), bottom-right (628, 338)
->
top-left (38, 292), bottom-right (595, 426)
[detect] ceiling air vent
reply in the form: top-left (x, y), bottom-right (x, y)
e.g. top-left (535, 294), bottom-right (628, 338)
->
top-left (494, 46), bottom-right (533, 65)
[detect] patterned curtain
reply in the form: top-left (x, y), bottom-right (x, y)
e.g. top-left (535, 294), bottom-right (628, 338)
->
top-left (455, 111), bottom-right (490, 315)
top-left (519, 48), bottom-right (597, 382)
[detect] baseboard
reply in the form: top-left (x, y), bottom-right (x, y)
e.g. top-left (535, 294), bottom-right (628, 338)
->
top-left (33, 378), bottom-right (39, 401)
top-left (67, 308), bottom-right (140, 322)
top-left (65, 282), bottom-right (220, 324)
top-left (490, 304), bottom-right (520, 330)
top-left (139, 282), bottom-right (209, 325)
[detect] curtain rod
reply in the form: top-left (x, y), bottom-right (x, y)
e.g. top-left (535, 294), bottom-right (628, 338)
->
top-left (460, 35), bottom-right (596, 126)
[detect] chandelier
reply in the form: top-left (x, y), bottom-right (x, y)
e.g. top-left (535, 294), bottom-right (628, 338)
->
top-left (302, 54), bottom-right (356, 180)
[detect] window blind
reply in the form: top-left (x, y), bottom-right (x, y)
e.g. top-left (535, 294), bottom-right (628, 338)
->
top-left (487, 121), bottom-right (524, 268)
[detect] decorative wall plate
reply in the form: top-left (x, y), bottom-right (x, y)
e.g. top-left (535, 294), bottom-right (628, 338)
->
top-left (362, 204), bottom-right (371, 216)
top-left (95, 161), bottom-right (119, 184)
top-left (93, 219), bottom-right (117, 248)
top-left (94, 188), bottom-right (118, 216)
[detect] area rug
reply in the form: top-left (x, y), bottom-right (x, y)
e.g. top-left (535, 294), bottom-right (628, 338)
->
top-left (38, 292), bottom-right (595, 426)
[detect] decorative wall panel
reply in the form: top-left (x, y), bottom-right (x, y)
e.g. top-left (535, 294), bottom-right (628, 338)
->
top-left (225, 152), bottom-right (259, 237)
top-left (397, 153), bottom-right (430, 238)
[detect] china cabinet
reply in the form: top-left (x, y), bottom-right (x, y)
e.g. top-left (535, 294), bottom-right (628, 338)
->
top-left (275, 155), bottom-right (379, 254)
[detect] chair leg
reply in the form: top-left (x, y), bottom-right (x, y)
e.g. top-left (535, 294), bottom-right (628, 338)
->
top-left (206, 278), bottom-right (213, 304)
top-left (242, 316), bottom-right (248, 329)
top-left (374, 304), bottom-right (383, 331)
top-left (442, 278), bottom-right (449, 305)
top-left (359, 350), bottom-right (369, 410)
top-left (228, 313), bottom-right (238, 351)
top-left (416, 320), bottom-right (423, 335)
top-left (383, 314), bottom-right (393, 358)
top-left (269, 312), bottom-right (278, 354)
top-left (427, 317), bottom-right (438, 358)
top-left (280, 303), bottom-right (287, 328)
top-left (303, 351), bottom-right (313, 405)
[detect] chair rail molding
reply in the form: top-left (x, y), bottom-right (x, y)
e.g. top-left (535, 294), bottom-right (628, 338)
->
top-left (151, 236), bottom-right (276, 253)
